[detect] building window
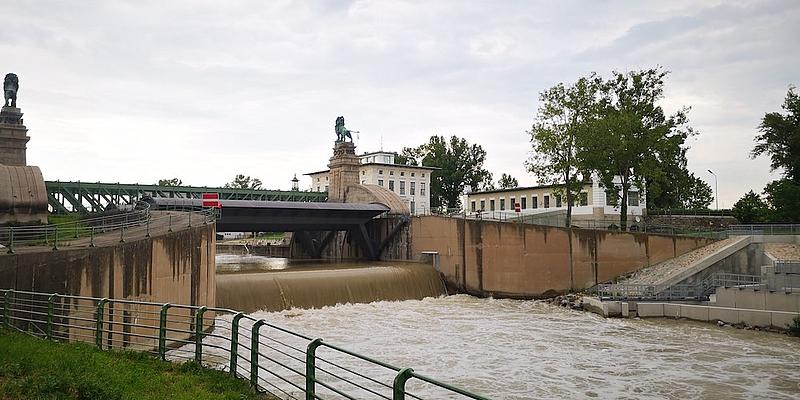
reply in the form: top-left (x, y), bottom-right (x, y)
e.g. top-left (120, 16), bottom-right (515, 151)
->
top-left (362, 171), bottom-right (365, 175)
top-left (410, 182), bottom-right (416, 195)
top-left (579, 192), bottom-right (588, 206)
top-left (400, 171), bottom-right (405, 176)
top-left (390, 171), bottom-right (394, 176)
top-left (326, 177), bottom-right (328, 181)
top-left (316, 177), bottom-right (320, 182)
top-left (400, 181), bottom-right (406, 195)
top-left (471, 201), bottom-right (476, 212)
top-left (378, 179), bottom-right (384, 186)
top-left (628, 191), bottom-right (640, 207)
top-left (422, 173), bottom-right (425, 177)
top-left (500, 199), bottom-right (505, 211)
top-left (521, 197), bottom-right (527, 209)
top-left (411, 172), bottom-right (415, 177)
top-left (317, 186), bottom-right (321, 192)
top-left (420, 183), bottom-right (426, 196)
top-left (480, 200), bottom-right (485, 211)
top-left (544, 195), bottom-right (550, 208)
top-left (532, 196), bottom-right (538, 209)
top-left (510, 197), bottom-right (516, 210)
top-left (606, 189), bottom-right (618, 206)
top-left (490, 200), bottom-right (495, 211)
top-left (379, 170), bottom-right (383, 175)
top-left (389, 180), bottom-right (395, 191)
top-left (325, 185), bottom-right (329, 192)
top-left (555, 195), bottom-right (562, 208)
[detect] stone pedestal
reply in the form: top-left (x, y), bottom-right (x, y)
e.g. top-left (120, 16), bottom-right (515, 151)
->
top-left (327, 141), bottom-right (361, 202)
top-left (0, 106), bottom-right (29, 166)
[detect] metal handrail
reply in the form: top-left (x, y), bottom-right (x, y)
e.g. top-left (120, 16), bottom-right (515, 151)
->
top-left (0, 288), bottom-right (489, 400)
top-left (1, 204), bottom-right (216, 253)
top-left (593, 272), bottom-right (770, 301)
top-left (728, 224), bottom-right (800, 235)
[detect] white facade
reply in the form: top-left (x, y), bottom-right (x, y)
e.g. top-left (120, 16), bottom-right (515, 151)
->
top-left (464, 175), bottom-right (646, 219)
top-left (306, 151), bottom-right (436, 215)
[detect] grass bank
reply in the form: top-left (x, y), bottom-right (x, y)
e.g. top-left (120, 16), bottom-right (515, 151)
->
top-left (0, 329), bottom-right (273, 400)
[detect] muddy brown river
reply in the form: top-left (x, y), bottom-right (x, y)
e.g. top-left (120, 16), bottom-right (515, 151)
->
top-left (195, 255), bottom-right (800, 399)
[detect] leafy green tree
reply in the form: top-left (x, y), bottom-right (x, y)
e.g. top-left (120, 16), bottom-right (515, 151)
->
top-left (763, 179), bottom-right (800, 222)
top-left (408, 135), bottom-right (492, 210)
top-left (394, 149), bottom-right (419, 166)
top-left (751, 86), bottom-right (800, 182)
top-left (731, 190), bottom-right (770, 223)
top-left (224, 174), bottom-right (263, 189)
top-left (527, 75), bottom-right (598, 226)
top-left (647, 166), bottom-right (713, 210)
top-left (497, 173), bottom-right (519, 189)
top-left (580, 68), bottom-right (695, 229)
top-left (157, 178), bottom-right (183, 187)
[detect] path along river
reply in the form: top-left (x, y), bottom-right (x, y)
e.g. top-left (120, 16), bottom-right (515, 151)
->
top-left (188, 255), bottom-right (800, 399)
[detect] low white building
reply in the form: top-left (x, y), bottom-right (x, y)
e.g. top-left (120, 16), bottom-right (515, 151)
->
top-left (464, 175), bottom-right (646, 225)
top-left (306, 151), bottom-right (437, 215)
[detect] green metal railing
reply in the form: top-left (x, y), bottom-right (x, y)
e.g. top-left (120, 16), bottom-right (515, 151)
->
top-left (1, 203), bottom-right (215, 253)
top-left (0, 289), bottom-right (490, 400)
top-left (46, 180), bottom-right (327, 214)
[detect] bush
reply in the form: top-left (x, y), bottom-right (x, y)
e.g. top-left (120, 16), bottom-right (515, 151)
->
top-left (790, 316), bottom-right (800, 337)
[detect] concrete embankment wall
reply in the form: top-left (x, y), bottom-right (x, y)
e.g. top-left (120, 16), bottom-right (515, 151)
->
top-left (0, 224), bottom-right (216, 307)
top-left (409, 216), bottom-right (715, 298)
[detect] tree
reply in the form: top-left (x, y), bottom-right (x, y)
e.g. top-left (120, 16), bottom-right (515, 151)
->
top-left (527, 75), bottom-right (598, 227)
top-left (763, 179), bottom-right (800, 223)
top-left (647, 166), bottom-right (713, 210)
top-left (580, 68), bottom-right (695, 230)
top-left (408, 135), bottom-right (492, 210)
top-left (497, 173), bottom-right (519, 189)
top-left (751, 86), bottom-right (800, 182)
top-left (394, 148), bottom-right (420, 166)
top-left (732, 190), bottom-right (769, 223)
top-left (157, 178), bottom-right (183, 186)
top-left (224, 174), bottom-right (263, 189)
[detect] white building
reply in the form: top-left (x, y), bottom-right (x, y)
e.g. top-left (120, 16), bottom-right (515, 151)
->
top-left (306, 151), bottom-right (437, 215)
top-left (463, 175), bottom-right (646, 225)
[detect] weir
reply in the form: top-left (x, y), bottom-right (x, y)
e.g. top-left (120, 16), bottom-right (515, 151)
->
top-left (215, 260), bottom-right (446, 312)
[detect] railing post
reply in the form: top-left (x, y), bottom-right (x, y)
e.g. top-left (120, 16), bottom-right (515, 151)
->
top-left (158, 303), bottom-right (172, 360)
top-left (250, 319), bottom-right (267, 388)
top-left (189, 211), bottom-right (193, 228)
top-left (52, 227), bottom-right (59, 251)
top-left (90, 227), bottom-right (96, 247)
top-left (306, 338), bottom-right (324, 400)
top-left (95, 298), bottom-right (108, 349)
top-left (229, 313), bottom-right (245, 377)
top-left (120, 222), bottom-right (125, 243)
top-left (47, 293), bottom-right (58, 340)
top-left (6, 228), bottom-right (13, 254)
top-left (168, 215), bottom-right (173, 232)
top-left (392, 368), bottom-right (415, 400)
top-left (146, 218), bottom-right (151, 238)
top-left (194, 306), bottom-right (207, 364)
top-left (2, 290), bottom-right (12, 327)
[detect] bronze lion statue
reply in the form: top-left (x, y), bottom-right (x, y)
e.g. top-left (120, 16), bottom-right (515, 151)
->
top-left (4, 73), bottom-right (19, 107)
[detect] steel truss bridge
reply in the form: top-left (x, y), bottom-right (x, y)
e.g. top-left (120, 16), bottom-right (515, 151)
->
top-left (46, 181), bottom-right (327, 214)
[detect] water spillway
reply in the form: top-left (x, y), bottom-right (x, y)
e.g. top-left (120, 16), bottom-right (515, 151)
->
top-left (215, 256), bottom-right (446, 312)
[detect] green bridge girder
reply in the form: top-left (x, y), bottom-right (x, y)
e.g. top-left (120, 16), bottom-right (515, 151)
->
top-left (45, 181), bottom-right (328, 214)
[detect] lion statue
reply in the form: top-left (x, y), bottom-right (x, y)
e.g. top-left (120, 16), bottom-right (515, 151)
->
top-left (4, 73), bottom-right (19, 108)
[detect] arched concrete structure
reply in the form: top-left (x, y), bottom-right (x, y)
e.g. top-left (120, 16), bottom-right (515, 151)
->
top-left (0, 164), bottom-right (47, 224)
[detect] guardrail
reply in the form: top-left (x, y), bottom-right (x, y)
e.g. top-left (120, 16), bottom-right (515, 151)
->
top-left (728, 224), bottom-right (800, 235)
top-left (0, 289), bottom-right (489, 400)
top-left (1, 203), bottom-right (216, 253)
top-left (594, 272), bottom-right (766, 301)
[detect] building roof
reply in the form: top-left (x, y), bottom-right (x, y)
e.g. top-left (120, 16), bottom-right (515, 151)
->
top-left (360, 151), bottom-right (398, 156)
top-left (468, 183), bottom-right (566, 196)
top-left (305, 162), bottom-right (439, 176)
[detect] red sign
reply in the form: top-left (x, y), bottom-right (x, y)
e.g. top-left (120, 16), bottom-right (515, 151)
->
top-left (202, 193), bottom-right (221, 208)
top-left (514, 202), bottom-right (521, 213)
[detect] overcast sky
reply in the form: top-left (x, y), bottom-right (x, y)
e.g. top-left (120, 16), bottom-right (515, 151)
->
top-left (4, 0), bottom-right (799, 207)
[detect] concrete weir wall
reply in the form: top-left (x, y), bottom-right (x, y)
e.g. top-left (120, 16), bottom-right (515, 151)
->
top-left (410, 216), bottom-right (715, 298)
top-left (0, 224), bottom-right (216, 307)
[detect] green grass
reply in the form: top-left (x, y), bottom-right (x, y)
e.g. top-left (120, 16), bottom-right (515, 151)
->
top-left (0, 329), bottom-right (272, 400)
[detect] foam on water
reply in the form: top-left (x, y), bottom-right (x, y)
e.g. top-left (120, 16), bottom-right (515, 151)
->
top-left (181, 294), bottom-right (800, 399)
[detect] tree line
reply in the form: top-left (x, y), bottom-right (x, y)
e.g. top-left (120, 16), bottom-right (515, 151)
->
top-left (732, 86), bottom-right (800, 223)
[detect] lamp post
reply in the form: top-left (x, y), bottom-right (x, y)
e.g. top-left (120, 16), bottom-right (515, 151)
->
top-left (707, 169), bottom-right (718, 210)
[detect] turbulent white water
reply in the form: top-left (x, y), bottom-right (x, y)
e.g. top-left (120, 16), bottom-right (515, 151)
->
top-left (181, 294), bottom-right (800, 399)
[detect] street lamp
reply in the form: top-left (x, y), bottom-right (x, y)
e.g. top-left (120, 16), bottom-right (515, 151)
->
top-left (707, 169), bottom-right (718, 210)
